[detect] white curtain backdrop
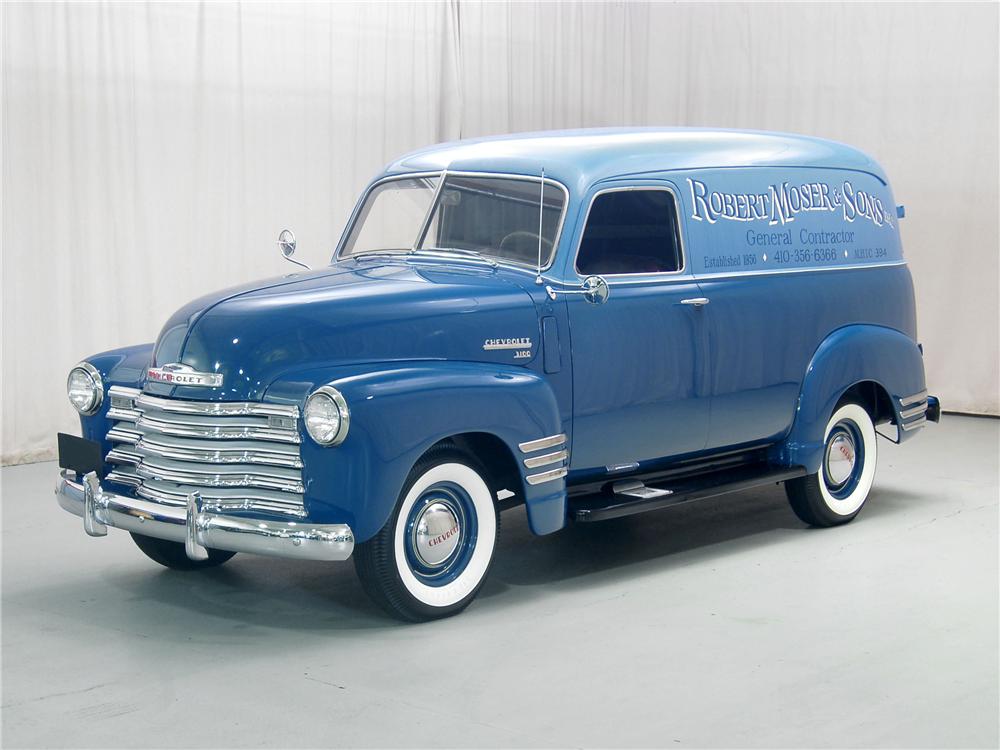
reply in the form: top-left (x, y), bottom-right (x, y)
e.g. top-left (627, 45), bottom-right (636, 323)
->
top-left (2, 1), bottom-right (997, 465)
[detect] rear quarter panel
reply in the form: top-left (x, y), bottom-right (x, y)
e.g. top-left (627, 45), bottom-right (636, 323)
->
top-left (667, 165), bottom-right (918, 450)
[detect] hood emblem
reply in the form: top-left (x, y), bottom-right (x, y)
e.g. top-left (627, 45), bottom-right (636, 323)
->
top-left (147, 363), bottom-right (223, 388)
top-left (483, 337), bottom-right (532, 351)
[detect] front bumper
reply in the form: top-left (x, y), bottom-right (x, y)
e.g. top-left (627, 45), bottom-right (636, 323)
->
top-left (56, 470), bottom-right (354, 562)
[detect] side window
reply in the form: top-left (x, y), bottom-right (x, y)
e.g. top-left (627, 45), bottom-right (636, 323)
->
top-left (576, 189), bottom-right (683, 275)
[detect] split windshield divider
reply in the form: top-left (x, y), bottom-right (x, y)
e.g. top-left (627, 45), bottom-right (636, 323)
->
top-left (411, 169), bottom-right (449, 253)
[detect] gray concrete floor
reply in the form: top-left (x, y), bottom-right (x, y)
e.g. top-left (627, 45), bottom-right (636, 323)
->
top-left (2, 416), bottom-right (997, 749)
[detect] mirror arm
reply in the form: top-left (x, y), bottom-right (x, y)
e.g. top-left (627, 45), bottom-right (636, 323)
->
top-left (545, 275), bottom-right (609, 304)
top-left (545, 285), bottom-right (587, 300)
top-left (276, 228), bottom-right (311, 270)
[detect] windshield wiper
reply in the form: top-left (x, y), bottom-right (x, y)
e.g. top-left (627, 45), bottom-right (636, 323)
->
top-left (413, 247), bottom-right (498, 268)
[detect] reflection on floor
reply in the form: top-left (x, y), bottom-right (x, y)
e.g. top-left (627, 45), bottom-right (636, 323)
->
top-left (2, 416), bottom-right (997, 748)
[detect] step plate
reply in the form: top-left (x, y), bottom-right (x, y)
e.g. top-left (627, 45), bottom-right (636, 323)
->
top-left (612, 480), bottom-right (673, 500)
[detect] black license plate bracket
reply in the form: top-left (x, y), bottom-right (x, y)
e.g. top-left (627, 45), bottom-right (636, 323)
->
top-left (57, 433), bottom-right (104, 478)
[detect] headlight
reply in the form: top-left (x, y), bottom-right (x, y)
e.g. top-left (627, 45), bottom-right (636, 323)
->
top-left (67, 362), bottom-right (103, 415)
top-left (304, 386), bottom-right (350, 446)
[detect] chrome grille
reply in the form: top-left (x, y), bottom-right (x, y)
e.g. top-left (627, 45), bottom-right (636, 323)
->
top-left (105, 386), bottom-right (305, 517)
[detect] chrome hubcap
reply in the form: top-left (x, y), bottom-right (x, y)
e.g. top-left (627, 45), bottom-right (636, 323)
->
top-left (825, 432), bottom-right (856, 486)
top-left (411, 501), bottom-right (462, 568)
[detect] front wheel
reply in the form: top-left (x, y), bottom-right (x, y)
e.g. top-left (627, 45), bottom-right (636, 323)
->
top-left (785, 401), bottom-right (878, 527)
top-left (354, 446), bottom-right (500, 622)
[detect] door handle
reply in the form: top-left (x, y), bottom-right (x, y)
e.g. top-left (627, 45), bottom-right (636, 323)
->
top-left (680, 297), bottom-right (710, 307)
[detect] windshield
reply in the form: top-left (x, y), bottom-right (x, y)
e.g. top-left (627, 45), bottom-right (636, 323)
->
top-left (341, 175), bottom-right (439, 255)
top-left (340, 173), bottom-right (566, 268)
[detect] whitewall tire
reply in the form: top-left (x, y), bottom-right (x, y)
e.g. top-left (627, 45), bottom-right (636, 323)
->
top-left (785, 401), bottom-right (878, 527)
top-left (354, 446), bottom-right (499, 621)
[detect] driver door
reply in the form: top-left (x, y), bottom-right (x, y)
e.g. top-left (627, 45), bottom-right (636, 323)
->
top-left (567, 184), bottom-right (710, 474)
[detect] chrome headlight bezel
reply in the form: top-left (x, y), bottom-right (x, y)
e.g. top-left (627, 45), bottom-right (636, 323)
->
top-left (304, 385), bottom-right (350, 446)
top-left (67, 362), bottom-right (104, 415)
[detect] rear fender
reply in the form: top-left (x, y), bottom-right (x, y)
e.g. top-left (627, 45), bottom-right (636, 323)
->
top-left (266, 362), bottom-right (568, 542)
top-left (776, 325), bottom-right (926, 472)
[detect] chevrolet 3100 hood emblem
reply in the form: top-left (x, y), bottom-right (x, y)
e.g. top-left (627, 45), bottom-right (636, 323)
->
top-left (147, 363), bottom-right (223, 388)
top-left (483, 337), bottom-right (532, 351)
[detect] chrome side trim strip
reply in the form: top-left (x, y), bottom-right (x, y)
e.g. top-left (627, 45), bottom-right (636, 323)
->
top-left (900, 390), bottom-right (929, 407)
top-left (57, 471), bottom-right (352, 561)
top-left (523, 449), bottom-right (568, 469)
top-left (518, 434), bottom-right (567, 453)
top-left (900, 416), bottom-right (927, 432)
top-left (525, 467), bottom-right (568, 486)
top-left (900, 402), bottom-right (928, 420)
top-left (556, 260), bottom-right (909, 288)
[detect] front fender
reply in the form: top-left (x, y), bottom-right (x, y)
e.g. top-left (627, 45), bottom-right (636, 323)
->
top-left (266, 362), bottom-right (567, 542)
top-left (779, 324), bottom-right (926, 472)
top-left (77, 343), bottom-right (154, 450)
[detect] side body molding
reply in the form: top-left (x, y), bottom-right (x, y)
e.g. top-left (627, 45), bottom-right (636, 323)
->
top-left (266, 361), bottom-right (568, 542)
top-left (777, 324), bottom-right (927, 473)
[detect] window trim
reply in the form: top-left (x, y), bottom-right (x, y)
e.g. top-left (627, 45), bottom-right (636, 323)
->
top-left (334, 170), bottom-right (571, 272)
top-left (572, 185), bottom-right (689, 280)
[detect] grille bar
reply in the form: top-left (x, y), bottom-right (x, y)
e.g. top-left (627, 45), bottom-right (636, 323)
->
top-left (107, 429), bottom-right (302, 468)
top-left (105, 386), bottom-right (305, 516)
top-left (136, 392), bottom-right (298, 418)
top-left (134, 414), bottom-right (301, 444)
top-left (107, 448), bottom-right (304, 493)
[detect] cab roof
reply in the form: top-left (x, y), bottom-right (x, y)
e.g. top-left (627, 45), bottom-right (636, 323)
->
top-left (381, 127), bottom-right (888, 191)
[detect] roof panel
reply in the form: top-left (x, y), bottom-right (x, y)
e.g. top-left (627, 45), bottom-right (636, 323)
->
top-left (382, 128), bottom-right (887, 189)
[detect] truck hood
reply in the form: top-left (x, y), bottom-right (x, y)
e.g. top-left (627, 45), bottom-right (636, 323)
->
top-left (148, 260), bottom-right (541, 401)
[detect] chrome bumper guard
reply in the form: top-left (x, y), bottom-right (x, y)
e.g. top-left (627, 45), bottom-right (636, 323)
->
top-left (56, 470), bottom-right (354, 562)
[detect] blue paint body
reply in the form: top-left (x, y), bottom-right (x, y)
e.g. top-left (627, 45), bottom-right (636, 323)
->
top-left (74, 128), bottom-right (932, 543)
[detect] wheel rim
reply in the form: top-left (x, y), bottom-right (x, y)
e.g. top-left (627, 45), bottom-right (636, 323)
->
top-left (403, 481), bottom-right (478, 586)
top-left (823, 420), bottom-right (865, 500)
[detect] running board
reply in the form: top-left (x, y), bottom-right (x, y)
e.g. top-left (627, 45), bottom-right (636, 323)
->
top-left (570, 464), bottom-right (808, 522)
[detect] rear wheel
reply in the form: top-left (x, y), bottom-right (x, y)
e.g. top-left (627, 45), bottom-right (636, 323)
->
top-left (785, 401), bottom-right (878, 527)
top-left (130, 533), bottom-right (236, 570)
top-left (354, 446), bottom-right (500, 622)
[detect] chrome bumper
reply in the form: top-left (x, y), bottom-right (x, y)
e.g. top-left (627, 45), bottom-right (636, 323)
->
top-left (55, 470), bottom-right (354, 562)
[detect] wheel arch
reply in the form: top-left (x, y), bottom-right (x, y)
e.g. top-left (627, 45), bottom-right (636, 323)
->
top-left (447, 432), bottom-right (524, 508)
top-left (837, 380), bottom-right (896, 424)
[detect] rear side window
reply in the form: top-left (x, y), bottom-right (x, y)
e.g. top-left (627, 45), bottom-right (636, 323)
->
top-left (576, 189), bottom-right (683, 275)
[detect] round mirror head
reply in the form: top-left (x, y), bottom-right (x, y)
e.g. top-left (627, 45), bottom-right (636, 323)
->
top-left (582, 275), bottom-right (610, 305)
top-left (277, 229), bottom-right (296, 258)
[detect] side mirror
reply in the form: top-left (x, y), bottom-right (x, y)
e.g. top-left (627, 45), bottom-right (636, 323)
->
top-left (277, 229), bottom-right (310, 270)
top-left (580, 275), bottom-right (610, 305)
top-left (544, 275), bottom-right (610, 305)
